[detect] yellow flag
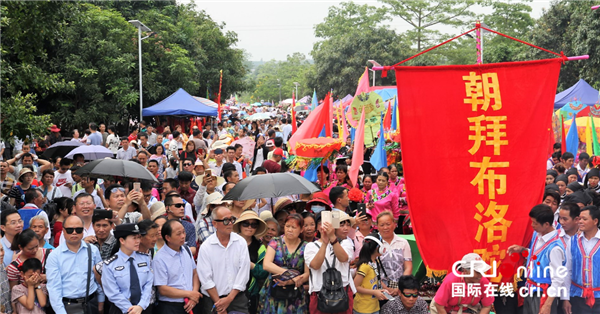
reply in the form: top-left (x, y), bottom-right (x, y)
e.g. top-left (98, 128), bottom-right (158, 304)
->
top-left (586, 116), bottom-right (593, 155)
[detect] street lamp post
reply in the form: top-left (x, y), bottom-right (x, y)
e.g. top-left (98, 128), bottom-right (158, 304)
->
top-left (367, 60), bottom-right (381, 86)
top-left (293, 82), bottom-right (299, 100)
top-left (128, 20), bottom-right (152, 123)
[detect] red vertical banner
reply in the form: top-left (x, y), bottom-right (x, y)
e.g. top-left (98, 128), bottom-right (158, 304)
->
top-left (395, 59), bottom-right (562, 280)
top-left (217, 69), bottom-right (223, 121)
top-left (291, 92), bottom-right (297, 134)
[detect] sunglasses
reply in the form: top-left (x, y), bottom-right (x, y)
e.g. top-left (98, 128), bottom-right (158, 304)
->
top-left (169, 203), bottom-right (185, 208)
top-left (214, 216), bottom-right (237, 225)
top-left (241, 221), bottom-right (259, 229)
top-left (184, 163), bottom-right (193, 166)
top-left (110, 187), bottom-right (125, 194)
top-left (64, 227), bottom-right (84, 234)
top-left (402, 292), bottom-right (418, 298)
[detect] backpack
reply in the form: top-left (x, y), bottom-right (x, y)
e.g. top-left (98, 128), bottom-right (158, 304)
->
top-left (312, 243), bottom-right (349, 313)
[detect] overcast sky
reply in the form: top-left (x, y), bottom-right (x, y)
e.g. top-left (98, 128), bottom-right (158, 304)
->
top-left (184, 0), bottom-right (552, 61)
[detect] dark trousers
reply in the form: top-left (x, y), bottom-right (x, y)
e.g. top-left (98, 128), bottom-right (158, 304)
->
top-left (493, 295), bottom-right (520, 314)
top-left (571, 296), bottom-right (600, 314)
top-left (156, 301), bottom-right (187, 314)
top-left (200, 293), bottom-right (249, 314)
top-left (523, 295), bottom-right (558, 314)
top-left (108, 303), bottom-right (154, 314)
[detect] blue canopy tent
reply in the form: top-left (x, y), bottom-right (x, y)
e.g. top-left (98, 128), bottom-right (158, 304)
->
top-left (142, 88), bottom-right (218, 116)
top-left (554, 79), bottom-right (599, 109)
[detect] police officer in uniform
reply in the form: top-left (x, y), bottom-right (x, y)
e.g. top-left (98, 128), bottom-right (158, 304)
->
top-left (101, 223), bottom-right (154, 314)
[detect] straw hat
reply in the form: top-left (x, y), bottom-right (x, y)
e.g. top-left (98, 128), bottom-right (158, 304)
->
top-left (150, 202), bottom-right (166, 220)
top-left (338, 211), bottom-right (355, 227)
top-left (211, 140), bottom-right (229, 150)
top-left (273, 197), bottom-right (293, 213)
top-left (259, 210), bottom-right (273, 221)
top-left (243, 199), bottom-right (256, 210)
top-left (202, 193), bottom-right (232, 215)
top-left (194, 174), bottom-right (225, 188)
top-left (233, 210), bottom-right (267, 238)
top-left (18, 168), bottom-right (34, 182)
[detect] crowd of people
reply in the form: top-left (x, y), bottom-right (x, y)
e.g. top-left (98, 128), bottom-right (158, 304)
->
top-left (0, 114), bottom-right (599, 314)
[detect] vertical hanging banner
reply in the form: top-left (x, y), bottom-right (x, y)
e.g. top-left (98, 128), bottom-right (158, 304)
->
top-left (395, 59), bottom-right (562, 281)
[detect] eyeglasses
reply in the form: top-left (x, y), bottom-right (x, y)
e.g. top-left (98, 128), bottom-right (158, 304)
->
top-left (214, 216), bottom-right (236, 225)
top-left (401, 292), bottom-right (419, 298)
top-left (241, 221), bottom-right (259, 229)
top-left (7, 219), bottom-right (23, 226)
top-left (110, 187), bottom-right (125, 194)
top-left (169, 203), bottom-right (185, 208)
top-left (340, 220), bottom-right (351, 227)
top-left (64, 227), bottom-right (84, 234)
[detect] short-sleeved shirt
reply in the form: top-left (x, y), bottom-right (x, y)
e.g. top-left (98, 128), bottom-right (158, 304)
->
top-left (153, 245), bottom-right (196, 302)
top-left (354, 263), bottom-right (380, 313)
top-left (88, 132), bottom-right (103, 146)
top-left (304, 239), bottom-right (354, 293)
top-left (6, 249), bottom-right (50, 284)
top-left (433, 272), bottom-right (494, 312)
top-left (262, 160), bottom-right (281, 174)
top-left (379, 235), bottom-right (412, 287)
top-left (11, 283), bottom-right (48, 314)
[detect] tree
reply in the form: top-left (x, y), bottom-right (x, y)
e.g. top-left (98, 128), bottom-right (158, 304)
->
top-left (309, 2), bottom-right (410, 97)
top-left (481, 0), bottom-right (535, 63)
top-left (529, 0), bottom-right (600, 91)
top-left (379, 0), bottom-right (484, 51)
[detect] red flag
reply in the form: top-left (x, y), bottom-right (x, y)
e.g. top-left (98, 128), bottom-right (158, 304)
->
top-left (382, 100), bottom-right (392, 131)
top-left (217, 70), bottom-right (223, 122)
top-left (395, 59), bottom-right (562, 280)
top-left (349, 108), bottom-right (366, 187)
top-left (561, 115), bottom-right (566, 154)
top-left (288, 92), bottom-right (332, 154)
top-left (291, 92), bottom-right (297, 134)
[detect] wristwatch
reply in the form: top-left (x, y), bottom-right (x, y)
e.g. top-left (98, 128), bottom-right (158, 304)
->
top-left (35, 285), bottom-right (41, 290)
top-left (330, 238), bottom-right (338, 245)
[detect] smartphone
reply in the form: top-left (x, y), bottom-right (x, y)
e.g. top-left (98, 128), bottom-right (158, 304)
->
top-left (321, 211), bottom-right (332, 225)
top-left (133, 182), bottom-right (141, 192)
top-left (357, 203), bottom-right (367, 218)
top-left (383, 291), bottom-right (395, 301)
top-left (93, 209), bottom-right (113, 220)
top-left (205, 169), bottom-right (212, 177)
top-left (331, 211), bottom-right (340, 228)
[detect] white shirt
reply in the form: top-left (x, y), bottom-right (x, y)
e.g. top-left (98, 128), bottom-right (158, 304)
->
top-left (54, 170), bottom-right (74, 198)
top-left (197, 232), bottom-right (250, 296)
top-left (564, 229), bottom-right (600, 300)
top-left (42, 185), bottom-right (63, 201)
top-left (304, 239), bottom-right (354, 293)
top-left (282, 124), bottom-right (292, 144)
top-left (116, 146), bottom-right (137, 160)
top-left (106, 134), bottom-right (120, 154)
top-left (208, 161), bottom-right (223, 177)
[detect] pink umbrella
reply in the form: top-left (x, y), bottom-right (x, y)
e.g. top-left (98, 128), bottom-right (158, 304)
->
top-left (231, 137), bottom-right (256, 159)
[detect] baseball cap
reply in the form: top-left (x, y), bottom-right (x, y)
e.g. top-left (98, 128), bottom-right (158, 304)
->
top-left (273, 148), bottom-right (284, 156)
top-left (214, 148), bottom-right (224, 155)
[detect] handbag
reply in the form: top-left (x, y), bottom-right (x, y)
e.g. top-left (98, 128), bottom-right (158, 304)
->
top-left (271, 238), bottom-right (302, 301)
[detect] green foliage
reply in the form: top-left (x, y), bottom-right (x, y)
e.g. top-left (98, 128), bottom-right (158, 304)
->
top-left (1, 93), bottom-right (52, 144)
top-left (309, 2), bottom-right (410, 98)
top-left (529, 0), bottom-right (600, 91)
top-left (245, 53), bottom-right (313, 103)
top-left (1, 1), bottom-right (248, 139)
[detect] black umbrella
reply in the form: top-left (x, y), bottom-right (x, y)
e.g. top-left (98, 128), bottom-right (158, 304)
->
top-left (42, 140), bottom-right (84, 159)
top-left (74, 159), bottom-right (158, 182)
top-left (223, 173), bottom-right (321, 200)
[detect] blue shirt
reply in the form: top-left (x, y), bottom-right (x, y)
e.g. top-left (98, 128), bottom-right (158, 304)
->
top-left (42, 241), bottom-right (55, 250)
top-left (153, 245), bottom-right (196, 302)
top-left (102, 250), bottom-right (154, 312)
top-left (88, 132), bottom-right (103, 145)
top-left (1, 237), bottom-right (14, 267)
top-left (46, 241), bottom-right (105, 314)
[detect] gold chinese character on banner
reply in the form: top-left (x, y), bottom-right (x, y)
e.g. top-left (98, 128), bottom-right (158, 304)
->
top-left (468, 115), bottom-right (508, 155)
top-left (474, 245), bottom-right (506, 268)
top-left (470, 157), bottom-right (509, 199)
top-left (474, 201), bottom-right (513, 242)
top-left (463, 72), bottom-right (502, 111)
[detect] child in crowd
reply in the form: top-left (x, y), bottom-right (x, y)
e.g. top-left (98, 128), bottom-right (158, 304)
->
top-left (11, 258), bottom-right (48, 314)
top-left (353, 235), bottom-right (390, 314)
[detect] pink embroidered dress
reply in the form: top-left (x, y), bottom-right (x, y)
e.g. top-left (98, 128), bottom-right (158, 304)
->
top-left (366, 186), bottom-right (400, 221)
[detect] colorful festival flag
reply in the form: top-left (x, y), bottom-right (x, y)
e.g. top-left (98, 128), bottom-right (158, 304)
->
top-left (349, 108), bottom-right (366, 187)
top-left (394, 59), bottom-right (562, 279)
top-left (311, 89), bottom-right (318, 111)
top-left (586, 116), bottom-right (593, 155)
top-left (566, 114), bottom-right (578, 156)
top-left (370, 114), bottom-right (387, 171)
top-left (291, 92), bottom-right (297, 134)
top-left (592, 116), bottom-right (600, 155)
